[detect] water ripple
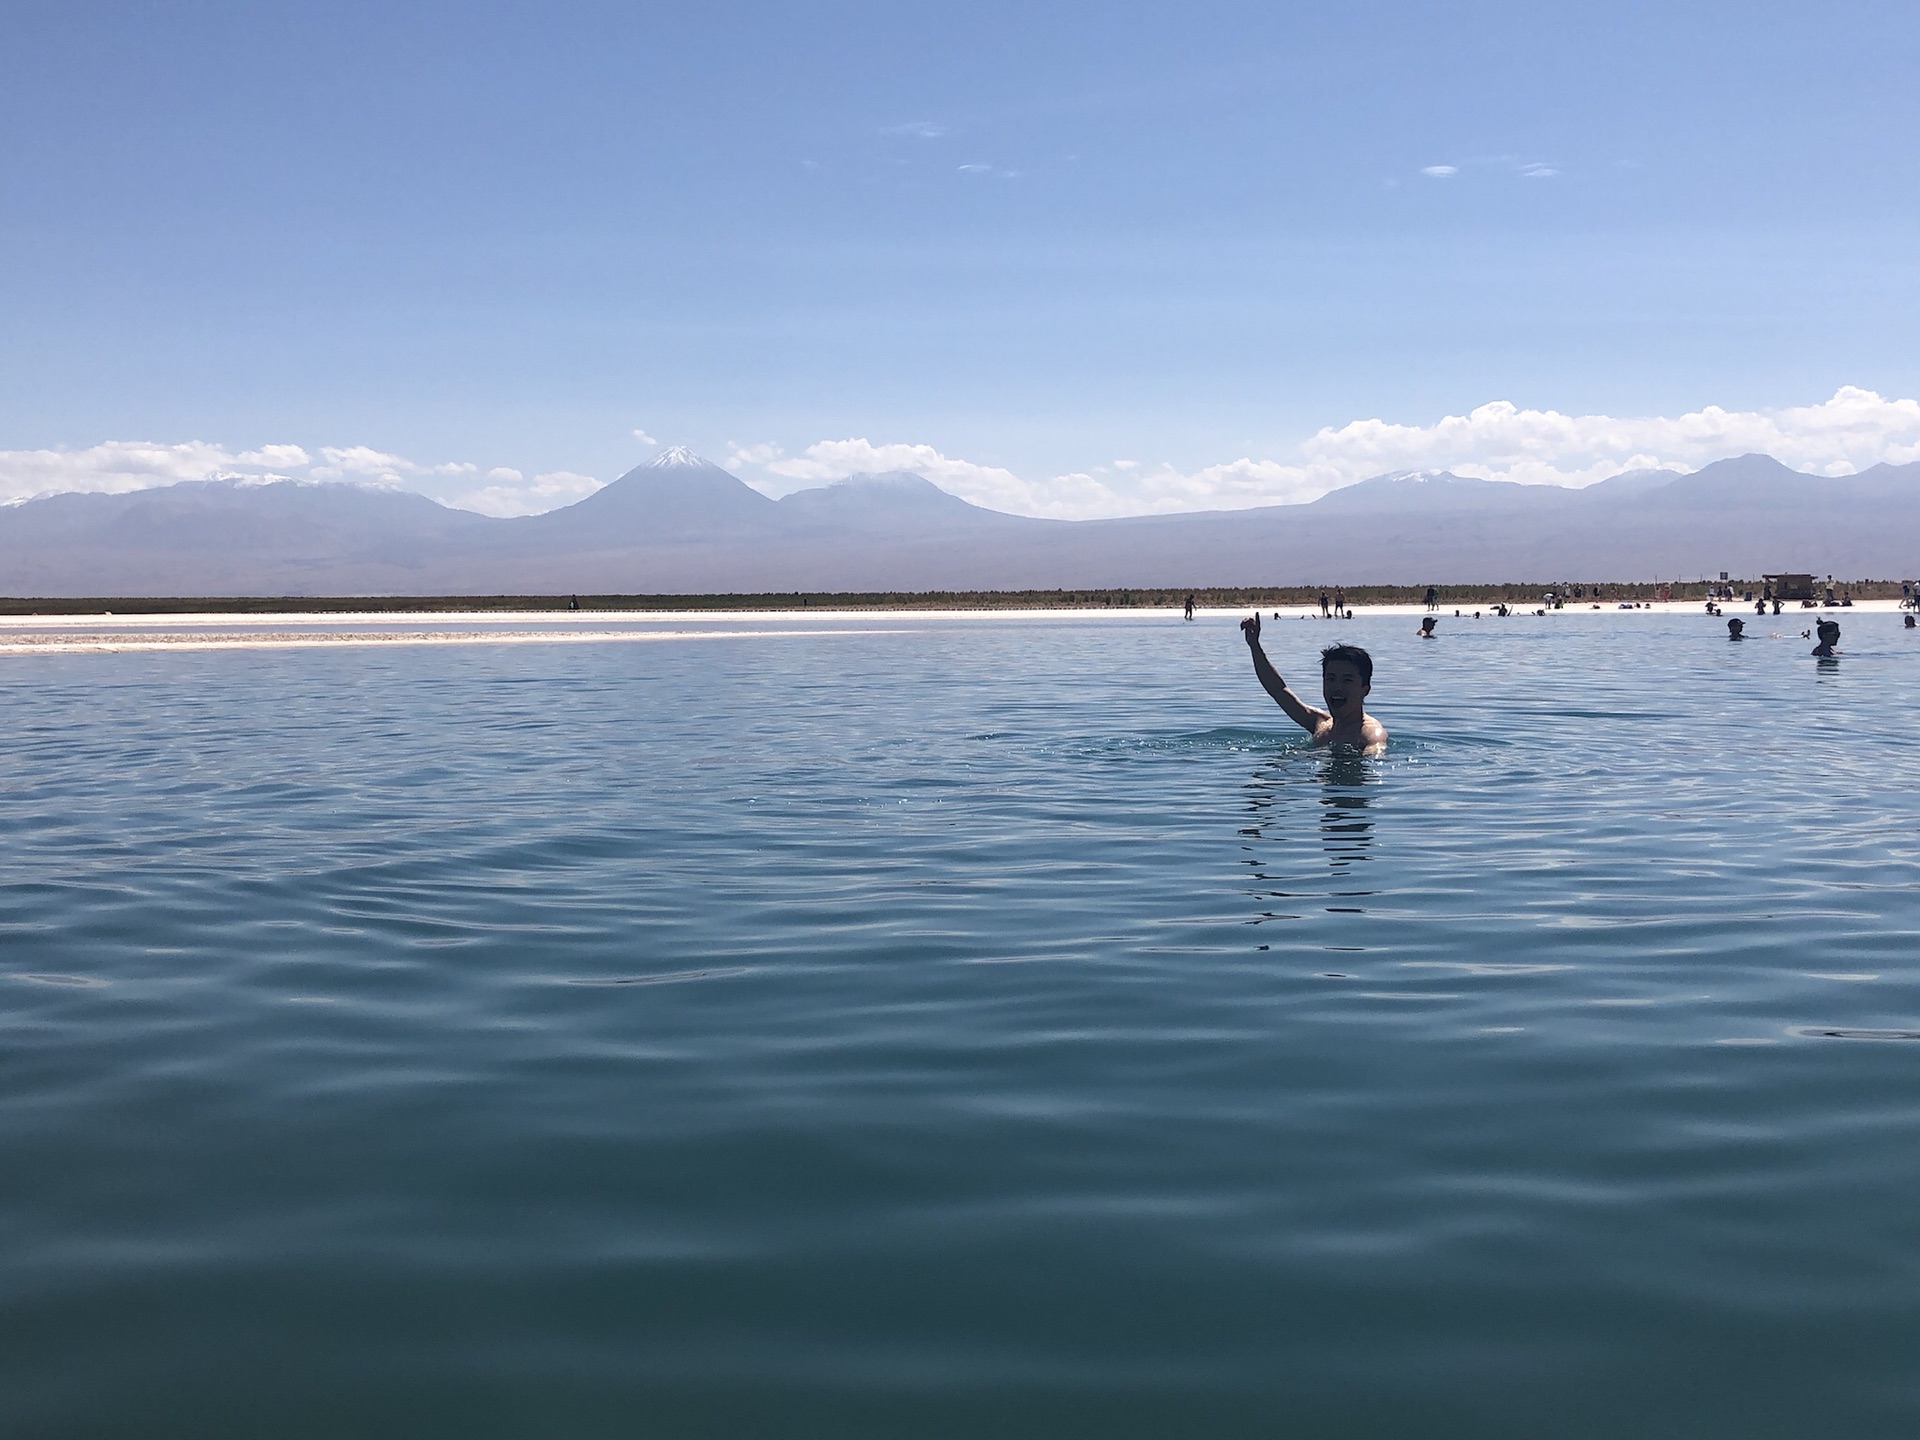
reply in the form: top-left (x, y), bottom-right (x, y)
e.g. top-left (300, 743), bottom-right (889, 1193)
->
top-left (4, 614), bottom-right (1920, 1436)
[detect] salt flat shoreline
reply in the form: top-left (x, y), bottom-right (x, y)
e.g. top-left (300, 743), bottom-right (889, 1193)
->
top-left (0, 599), bottom-right (1906, 652)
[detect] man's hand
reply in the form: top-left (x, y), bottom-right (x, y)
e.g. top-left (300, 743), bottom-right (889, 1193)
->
top-left (1240, 612), bottom-right (1261, 646)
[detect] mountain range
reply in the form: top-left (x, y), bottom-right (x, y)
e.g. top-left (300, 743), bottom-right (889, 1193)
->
top-left (1, 446), bottom-right (1915, 595)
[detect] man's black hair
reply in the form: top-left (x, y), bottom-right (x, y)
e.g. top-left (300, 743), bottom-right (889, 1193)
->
top-left (1320, 643), bottom-right (1373, 685)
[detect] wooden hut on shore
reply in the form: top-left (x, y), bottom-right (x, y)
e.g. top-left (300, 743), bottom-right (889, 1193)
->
top-left (1763, 573), bottom-right (1816, 601)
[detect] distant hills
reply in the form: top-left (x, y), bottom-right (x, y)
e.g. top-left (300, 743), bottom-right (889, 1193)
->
top-left (1, 447), bottom-right (1915, 596)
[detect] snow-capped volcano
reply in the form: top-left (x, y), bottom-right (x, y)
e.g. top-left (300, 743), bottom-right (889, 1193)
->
top-left (524, 446), bottom-right (779, 541)
top-left (646, 445), bottom-right (709, 468)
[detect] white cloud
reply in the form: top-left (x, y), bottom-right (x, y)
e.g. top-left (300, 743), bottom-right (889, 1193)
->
top-left (887, 121), bottom-right (949, 139)
top-left (310, 446), bottom-right (479, 490)
top-left (726, 441), bottom-right (784, 466)
top-left (460, 469), bottom-right (604, 518)
top-left (11, 388), bottom-right (1920, 524)
top-left (719, 436), bottom-right (1309, 520)
top-left (238, 444), bottom-right (310, 468)
top-left (754, 437), bottom-right (1035, 513)
top-left (632, 428), bottom-right (657, 446)
top-left (0, 438), bottom-right (601, 516)
top-left (723, 388), bottom-right (1920, 520)
top-left (1418, 159), bottom-right (1560, 182)
top-left (1297, 386), bottom-right (1920, 489)
top-left (0, 440), bottom-right (307, 504)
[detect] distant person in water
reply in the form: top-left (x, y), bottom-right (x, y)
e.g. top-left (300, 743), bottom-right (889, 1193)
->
top-left (1183, 594), bottom-right (1195, 621)
top-left (1906, 614), bottom-right (1916, 629)
top-left (1727, 617), bottom-right (1745, 639)
top-left (1812, 619), bottom-right (1840, 656)
top-left (1240, 615), bottom-right (1388, 754)
top-left (1419, 615), bottom-right (1438, 638)
top-left (1319, 590), bottom-right (1331, 617)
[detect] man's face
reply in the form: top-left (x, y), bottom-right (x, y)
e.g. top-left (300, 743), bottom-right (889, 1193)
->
top-left (1321, 662), bottom-right (1369, 716)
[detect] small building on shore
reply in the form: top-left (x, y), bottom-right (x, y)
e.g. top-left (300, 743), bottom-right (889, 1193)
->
top-left (1764, 573), bottom-right (1816, 601)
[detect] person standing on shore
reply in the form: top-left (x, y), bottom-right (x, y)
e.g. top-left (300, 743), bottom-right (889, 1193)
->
top-left (1240, 615), bottom-right (1387, 754)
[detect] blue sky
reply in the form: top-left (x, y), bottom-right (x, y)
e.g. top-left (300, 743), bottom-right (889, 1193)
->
top-left (4, 0), bottom-right (1918, 515)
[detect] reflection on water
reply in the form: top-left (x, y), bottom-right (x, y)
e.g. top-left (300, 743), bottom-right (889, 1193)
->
top-left (1316, 753), bottom-right (1376, 877)
top-left (1238, 750), bottom-right (1377, 921)
top-left (1317, 781), bottom-right (1374, 881)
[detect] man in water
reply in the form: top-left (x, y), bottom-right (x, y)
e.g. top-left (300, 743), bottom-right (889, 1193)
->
top-left (1241, 615), bottom-right (1387, 753)
top-left (1727, 617), bottom-right (1745, 639)
top-left (1418, 616), bottom-right (1438, 638)
top-left (1812, 619), bottom-right (1840, 656)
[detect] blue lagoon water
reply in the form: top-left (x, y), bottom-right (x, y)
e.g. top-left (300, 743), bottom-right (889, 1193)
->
top-left (4, 610), bottom-right (1920, 1437)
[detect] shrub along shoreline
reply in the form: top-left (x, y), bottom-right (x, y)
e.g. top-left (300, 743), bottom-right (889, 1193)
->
top-left (0, 580), bottom-right (1908, 617)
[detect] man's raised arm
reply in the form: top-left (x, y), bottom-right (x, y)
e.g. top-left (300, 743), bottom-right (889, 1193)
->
top-left (1240, 615), bottom-right (1328, 733)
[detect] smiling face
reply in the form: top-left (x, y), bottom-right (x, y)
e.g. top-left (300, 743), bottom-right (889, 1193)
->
top-left (1321, 660), bottom-right (1370, 718)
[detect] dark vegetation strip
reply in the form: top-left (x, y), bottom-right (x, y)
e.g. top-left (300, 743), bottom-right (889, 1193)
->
top-left (0, 580), bottom-right (1907, 617)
